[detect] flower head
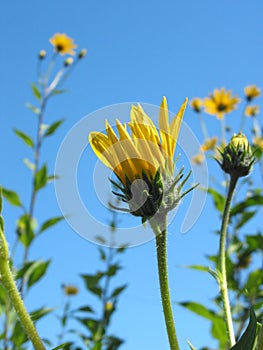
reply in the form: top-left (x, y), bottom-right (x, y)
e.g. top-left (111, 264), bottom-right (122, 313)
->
top-left (200, 137), bottom-right (217, 152)
top-left (192, 153), bottom-right (205, 165)
top-left (64, 57), bottom-right (74, 67)
top-left (189, 98), bottom-right (203, 113)
top-left (89, 97), bottom-right (193, 221)
top-left (217, 133), bottom-right (254, 178)
top-left (49, 33), bottom-right (77, 55)
top-left (203, 88), bottom-right (240, 119)
top-left (244, 105), bottom-right (259, 117)
top-left (64, 285), bottom-right (79, 296)
top-left (244, 85), bottom-right (260, 101)
top-left (38, 50), bottom-right (46, 60)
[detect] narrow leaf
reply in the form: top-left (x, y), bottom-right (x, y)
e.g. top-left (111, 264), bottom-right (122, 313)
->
top-left (31, 82), bottom-right (41, 100)
top-left (25, 102), bottom-right (40, 114)
top-left (208, 188), bottom-right (225, 213)
top-left (38, 216), bottom-right (64, 234)
top-left (27, 260), bottom-right (50, 288)
top-left (230, 308), bottom-right (257, 350)
top-left (2, 188), bottom-right (22, 207)
top-left (23, 158), bottom-right (35, 171)
top-left (44, 119), bottom-right (65, 138)
top-left (14, 129), bottom-right (34, 148)
top-left (34, 164), bottom-right (48, 191)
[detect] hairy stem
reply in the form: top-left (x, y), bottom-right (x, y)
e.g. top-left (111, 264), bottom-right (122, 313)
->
top-left (152, 218), bottom-right (180, 350)
top-left (219, 174), bottom-right (238, 347)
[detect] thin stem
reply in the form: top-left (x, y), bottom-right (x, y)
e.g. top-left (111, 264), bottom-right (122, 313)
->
top-left (257, 324), bottom-right (263, 350)
top-left (0, 228), bottom-right (45, 350)
top-left (239, 102), bottom-right (248, 133)
top-left (151, 218), bottom-right (180, 350)
top-left (221, 117), bottom-right (226, 145)
top-left (198, 113), bottom-right (209, 140)
top-left (219, 174), bottom-right (238, 347)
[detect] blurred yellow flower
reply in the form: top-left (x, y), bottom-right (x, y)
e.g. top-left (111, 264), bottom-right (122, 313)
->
top-left (64, 57), bottom-right (74, 66)
top-left (38, 50), bottom-right (46, 59)
top-left (49, 33), bottom-right (77, 55)
top-left (253, 137), bottom-right (263, 151)
top-left (203, 88), bottom-right (240, 119)
top-left (244, 105), bottom-right (259, 117)
top-left (189, 98), bottom-right (203, 113)
top-left (64, 285), bottom-right (79, 296)
top-left (244, 85), bottom-right (261, 101)
top-left (89, 97), bottom-right (188, 184)
top-left (200, 137), bottom-right (217, 152)
top-left (191, 153), bottom-right (205, 165)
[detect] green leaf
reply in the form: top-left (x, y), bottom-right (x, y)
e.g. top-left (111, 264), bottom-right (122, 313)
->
top-left (231, 195), bottom-right (263, 216)
top-left (2, 188), bottom-right (22, 207)
top-left (14, 128), bottom-right (34, 148)
top-left (30, 307), bottom-right (53, 321)
top-left (243, 270), bottom-right (263, 298)
top-left (75, 305), bottom-right (94, 313)
top-left (50, 89), bottom-right (67, 96)
top-left (25, 102), bottom-right (40, 114)
top-left (31, 82), bottom-right (41, 100)
top-left (98, 248), bottom-right (106, 261)
top-left (107, 264), bottom-right (121, 277)
top-left (34, 164), bottom-right (48, 191)
top-left (27, 260), bottom-right (50, 288)
top-left (81, 273), bottom-right (103, 298)
top-left (229, 308), bottom-right (257, 350)
top-left (246, 234), bottom-right (263, 251)
top-left (52, 343), bottom-right (73, 350)
top-left (234, 211), bottom-right (256, 230)
top-left (16, 214), bottom-right (35, 247)
top-left (10, 321), bottom-right (27, 346)
top-left (44, 119), bottom-right (65, 138)
top-left (208, 188), bottom-right (225, 213)
top-left (76, 317), bottom-right (100, 334)
top-left (111, 284), bottom-right (127, 298)
top-left (38, 216), bottom-right (64, 234)
top-left (23, 158), bottom-right (35, 171)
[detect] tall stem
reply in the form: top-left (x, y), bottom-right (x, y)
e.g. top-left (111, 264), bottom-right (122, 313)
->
top-left (0, 227), bottom-right (45, 350)
top-left (152, 218), bottom-right (180, 350)
top-left (219, 174), bottom-right (238, 347)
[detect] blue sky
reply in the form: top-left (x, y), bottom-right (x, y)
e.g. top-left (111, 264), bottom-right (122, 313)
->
top-left (1, 0), bottom-right (263, 349)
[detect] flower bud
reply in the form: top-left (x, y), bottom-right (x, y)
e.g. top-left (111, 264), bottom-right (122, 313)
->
top-left (64, 57), bottom-right (74, 67)
top-left (78, 49), bottom-right (87, 59)
top-left (38, 50), bottom-right (46, 60)
top-left (64, 285), bottom-right (79, 295)
top-left (218, 133), bottom-right (254, 178)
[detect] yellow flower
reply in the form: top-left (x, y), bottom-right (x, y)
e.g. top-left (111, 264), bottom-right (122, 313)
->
top-left (253, 137), bottom-right (263, 151)
top-left (244, 85), bottom-right (260, 101)
top-left (203, 88), bottom-right (240, 119)
top-left (244, 105), bottom-right (259, 117)
top-left (189, 98), bottom-right (203, 113)
top-left (191, 153), bottom-right (205, 165)
top-left (89, 97), bottom-right (187, 184)
top-left (64, 285), bottom-right (79, 296)
top-left (200, 137), bottom-right (217, 152)
top-left (89, 97), bottom-right (189, 219)
top-left (49, 33), bottom-right (77, 55)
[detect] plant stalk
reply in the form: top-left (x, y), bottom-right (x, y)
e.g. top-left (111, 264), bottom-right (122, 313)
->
top-left (152, 218), bottom-right (180, 350)
top-left (219, 174), bottom-right (238, 347)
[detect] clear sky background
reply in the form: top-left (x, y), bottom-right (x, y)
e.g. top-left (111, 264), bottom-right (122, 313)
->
top-left (1, 1), bottom-right (263, 349)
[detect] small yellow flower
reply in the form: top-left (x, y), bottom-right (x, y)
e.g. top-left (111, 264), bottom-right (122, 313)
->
top-left (191, 153), bottom-right (205, 165)
top-left (244, 85), bottom-right (261, 101)
top-left (200, 137), bottom-right (217, 152)
top-left (253, 137), bottom-right (263, 151)
top-left (203, 88), bottom-right (240, 119)
top-left (64, 57), bottom-right (74, 66)
top-left (105, 301), bottom-right (113, 311)
top-left (38, 50), bottom-right (46, 59)
top-left (64, 285), bottom-right (79, 296)
top-left (244, 105), bottom-right (259, 117)
top-left (49, 33), bottom-right (77, 55)
top-left (189, 98), bottom-right (203, 113)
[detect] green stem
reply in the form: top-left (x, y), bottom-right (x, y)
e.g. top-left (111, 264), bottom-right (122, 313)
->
top-left (152, 218), bottom-right (180, 350)
top-left (219, 174), bottom-right (238, 347)
top-left (0, 227), bottom-right (45, 350)
top-left (257, 325), bottom-right (263, 350)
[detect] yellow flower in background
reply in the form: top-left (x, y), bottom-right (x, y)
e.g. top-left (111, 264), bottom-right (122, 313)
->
top-left (49, 33), bottom-right (77, 55)
top-left (89, 97), bottom-right (187, 184)
top-left (192, 153), bottom-right (205, 165)
top-left (244, 85), bottom-right (261, 101)
top-left (64, 285), bottom-right (79, 296)
top-left (244, 105), bottom-right (259, 117)
top-left (200, 137), bottom-right (217, 152)
top-left (189, 98), bottom-right (203, 113)
top-left (203, 88), bottom-right (240, 119)
top-left (253, 137), bottom-right (263, 151)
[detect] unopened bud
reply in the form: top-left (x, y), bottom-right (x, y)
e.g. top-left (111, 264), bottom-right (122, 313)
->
top-left (78, 49), bottom-right (87, 59)
top-left (64, 57), bottom-right (74, 67)
top-left (38, 50), bottom-right (46, 60)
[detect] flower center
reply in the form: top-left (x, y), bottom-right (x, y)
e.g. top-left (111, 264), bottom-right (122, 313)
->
top-left (217, 103), bottom-right (227, 112)
top-left (56, 44), bottom-right (64, 52)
